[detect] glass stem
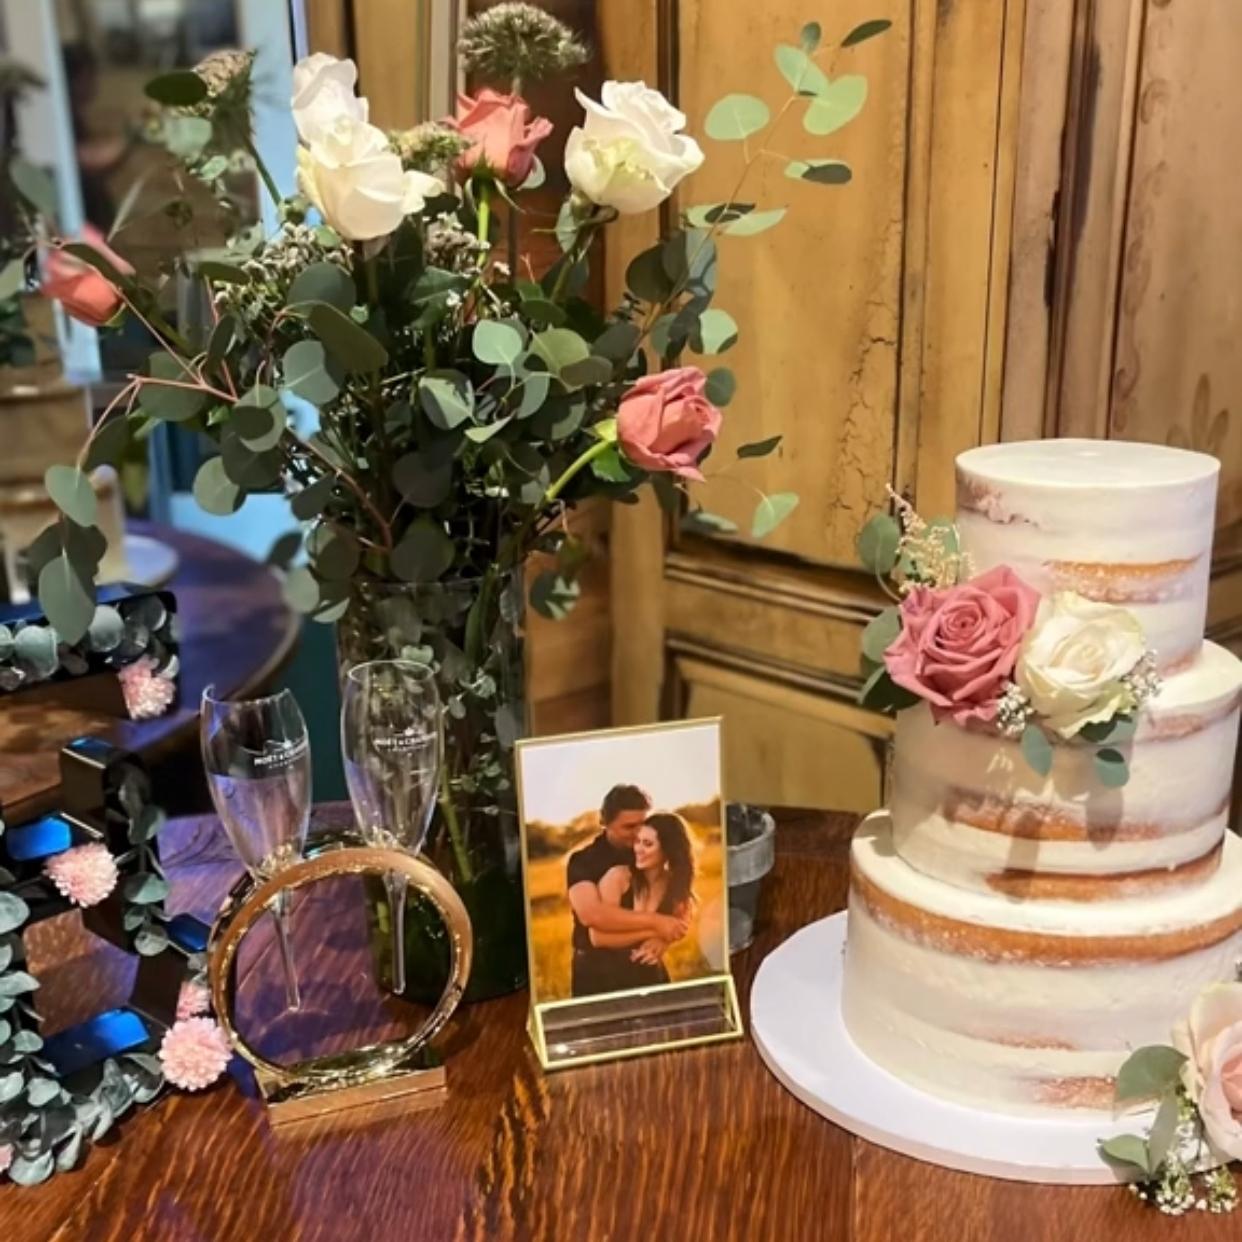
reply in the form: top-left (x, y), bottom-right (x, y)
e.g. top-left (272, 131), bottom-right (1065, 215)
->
top-left (271, 889), bottom-right (301, 1013)
top-left (385, 870), bottom-right (409, 995)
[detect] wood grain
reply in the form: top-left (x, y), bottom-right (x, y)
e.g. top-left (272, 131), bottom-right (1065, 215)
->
top-left (1, 804), bottom-right (1224, 1241)
top-left (0, 523), bottom-right (299, 825)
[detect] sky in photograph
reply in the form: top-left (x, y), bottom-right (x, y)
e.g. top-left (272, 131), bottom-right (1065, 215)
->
top-left (518, 722), bottom-right (721, 827)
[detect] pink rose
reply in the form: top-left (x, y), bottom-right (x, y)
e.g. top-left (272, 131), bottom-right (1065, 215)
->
top-left (617, 366), bottom-right (723, 482)
top-left (453, 90), bottom-right (552, 186)
top-left (1173, 983), bottom-right (1242, 1160)
top-left (884, 566), bottom-right (1040, 725)
top-left (41, 225), bottom-right (133, 328)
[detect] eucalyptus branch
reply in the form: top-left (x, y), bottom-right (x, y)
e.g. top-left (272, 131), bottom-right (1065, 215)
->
top-left (74, 379), bottom-right (140, 472)
top-left (292, 433), bottom-right (394, 551)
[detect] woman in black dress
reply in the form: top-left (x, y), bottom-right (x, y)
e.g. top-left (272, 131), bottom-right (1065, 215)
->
top-left (589, 813), bottom-right (696, 990)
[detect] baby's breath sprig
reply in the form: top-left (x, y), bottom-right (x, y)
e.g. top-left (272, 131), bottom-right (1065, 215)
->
top-left (884, 485), bottom-right (972, 592)
top-left (457, 2), bottom-right (588, 89)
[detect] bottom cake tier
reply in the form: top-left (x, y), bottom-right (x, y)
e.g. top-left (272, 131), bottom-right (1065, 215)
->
top-left (842, 812), bottom-right (1242, 1116)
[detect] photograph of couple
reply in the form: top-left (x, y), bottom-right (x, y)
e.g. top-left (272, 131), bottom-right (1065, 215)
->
top-left (517, 720), bottom-right (727, 1005)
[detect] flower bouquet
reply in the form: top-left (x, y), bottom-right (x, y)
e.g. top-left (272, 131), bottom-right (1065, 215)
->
top-left (856, 491), bottom-right (1161, 785)
top-left (13, 5), bottom-right (889, 996)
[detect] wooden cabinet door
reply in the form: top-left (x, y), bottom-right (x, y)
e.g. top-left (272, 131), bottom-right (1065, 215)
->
top-left (604, 0), bottom-right (1028, 811)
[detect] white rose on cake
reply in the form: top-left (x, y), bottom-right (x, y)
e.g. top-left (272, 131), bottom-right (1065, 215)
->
top-left (298, 119), bottom-right (442, 241)
top-left (565, 81), bottom-right (704, 214)
top-left (1015, 591), bottom-right (1146, 738)
top-left (1172, 983), bottom-right (1242, 1160)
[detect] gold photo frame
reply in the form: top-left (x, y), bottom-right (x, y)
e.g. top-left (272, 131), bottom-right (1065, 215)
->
top-left (515, 718), bottom-right (743, 1070)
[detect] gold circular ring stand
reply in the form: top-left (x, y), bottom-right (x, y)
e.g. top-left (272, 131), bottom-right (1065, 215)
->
top-left (208, 839), bottom-right (473, 1123)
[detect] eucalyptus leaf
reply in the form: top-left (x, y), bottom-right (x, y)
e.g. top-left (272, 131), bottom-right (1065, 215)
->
top-left (856, 513), bottom-right (900, 573)
top-left (84, 415), bottom-right (130, 470)
top-left (531, 328), bottom-right (590, 374)
top-left (144, 70), bottom-right (207, 106)
top-left (561, 355), bottom-right (613, 389)
top-left (752, 492), bottom-right (799, 538)
top-left (0, 893), bottom-right (29, 935)
top-left (38, 553), bottom-right (94, 645)
top-left (705, 93), bottom-right (771, 141)
top-left (0, 259), bottom-right (23, 300)
top-left (530, 571), bottom-right (581, 620)
top-left (692, 308), bottom-right (739, 355)
top-left (124, 873), bottom-right (170, 904)
top-left (685, 202), bottom-right (754, 228)
top-left (196, 260), bottom-right (250, 286)
top-left (140, 353), bottom-right (205, 423)
top-left (134, 925), bottom-right (169, 956)
top-left (288, 261), bottom-right (354, 312)
top-left (515, 371), bottom-right (551, 418)
top-left (45, 466), bottom-right (97, 527)
top-left (590, 445), bottom-right (632, 484)
top-left (682, 510), bottom-right (738, 536)
top-left (775, 44), bottom-right (829, 95)
top-left (8, 1151), bottom-right (54, 1187)
top-left (308, 526), bottom-right (360, 581)
top-left (861, 607), bottom-right (901, 664)
top-left (283, 566), bottom-right (320, 613)
top-left (206, 314), bottom-right (240, 374)
top-left (393, 454), bottom-right (452, 508)
top-left (705, 368), bottom-right (736, 407)
top-left (842, 18), bottom-right (893, 46)
top-left (803, 76), bottom-right (868, 135)
top-left (1115, 1045), bottom-right (1187, 1104)
top-left (10, 158), bottom-right (58, 219)
top-left (625, 245), bottom-right (674, 303)
top-left (391, 520), bottom-right (455, 582)
top-left (593, 321), bottom-right (641, 363)
top-left (1094, 747), bottom-right (1130, 787)
top-left (785, 159), bottom-right (853, 185)
top-left (799, 21), bottom-right (822, 52)
top-left (1098, 1134), bottom-right (1151, 1177)
top-left (722, 208), bottom-right (787, 237)
top-left (1147, 1089), bottom-right (1181, 1171)
top-left (1020, 724), bottom-right (1054, 777)
top-left (419, 373), bottom-right (474, 430)
top-left (192, 457), bottom-right (244, 516)
top-left (221, 433), bottom-right (283, 489)
top-left (291, 476), bottom-right (334, 520)
top-left (282, 339), bottom-right (340, 407)
top-left (306, 302), bottom-right (387, 372)
top-left (738, 435), bottom-right (782, 458)
top-left (465, 415), bottom-right (514, 444)
top-left (472, 320), bottom-right (525, 367)
top-left (27, 1077), bottom-right (60, 1106)
top-left (0, 971), bottom-right (38, 995)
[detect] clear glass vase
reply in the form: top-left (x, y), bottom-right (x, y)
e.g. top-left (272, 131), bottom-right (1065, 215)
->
top-left (337, 571), bottom-right (528, 1002)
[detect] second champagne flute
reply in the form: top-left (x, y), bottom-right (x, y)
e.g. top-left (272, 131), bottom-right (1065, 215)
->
top-left (340, 660), bottom-right (442, 996)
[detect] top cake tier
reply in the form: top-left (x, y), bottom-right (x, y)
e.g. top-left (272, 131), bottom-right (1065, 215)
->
top-left (956, 439), bottom-right (1220, 669)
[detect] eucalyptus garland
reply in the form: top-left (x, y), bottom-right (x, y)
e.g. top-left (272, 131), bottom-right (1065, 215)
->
top-left (0, 768), bottom-right (199, 1186)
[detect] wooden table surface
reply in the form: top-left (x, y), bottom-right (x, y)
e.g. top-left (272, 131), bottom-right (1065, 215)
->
top-left (0, 523), bottom-right (299, 824)
top-left (1, 804), bottom-right (1234, 1242)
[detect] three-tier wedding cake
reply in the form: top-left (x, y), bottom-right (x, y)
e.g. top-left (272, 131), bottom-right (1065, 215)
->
top-left (842, 439), bottom-right (1242, 1117)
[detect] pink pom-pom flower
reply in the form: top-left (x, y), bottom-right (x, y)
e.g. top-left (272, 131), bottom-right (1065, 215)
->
top-left (44, 842), bottom-right (118, 908)
top-left (158, 1017), bottom-right (231, 1092)
top-left (117, 656), bottom-right (176, 721)
top-left (176, 979), bottom-right (212, 1021)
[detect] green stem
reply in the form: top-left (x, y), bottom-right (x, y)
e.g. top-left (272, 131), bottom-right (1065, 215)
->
top-left (439, 751), bottom-right (473, 886)
top-left (546, 437), bottom-right (614, 503)
top-left (476, 180), bottom-right (492, 250)
top-left (243, 131), bottom-right (283, 211)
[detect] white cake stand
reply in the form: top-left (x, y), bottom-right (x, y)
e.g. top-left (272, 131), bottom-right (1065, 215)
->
top-left (750, 912), bottom-right (1144, 1185)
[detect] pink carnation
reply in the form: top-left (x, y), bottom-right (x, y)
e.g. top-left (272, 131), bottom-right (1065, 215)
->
top-left (0, 1144), bottom-right (11, 1176)
top-left (117, 656), bottom-right (176, 720)
top-left (44, 842), bottom-right (118, 907)
top-left (158, 1017), bottom-right (231, 1091)
top-left (176, 979), bottom-right (212, 1021)
top-left (884, 565), bottom-right (1040, 726)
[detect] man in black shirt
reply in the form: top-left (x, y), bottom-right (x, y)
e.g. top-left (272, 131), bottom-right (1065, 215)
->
top-left (566, 784), bottom-right (688, 996)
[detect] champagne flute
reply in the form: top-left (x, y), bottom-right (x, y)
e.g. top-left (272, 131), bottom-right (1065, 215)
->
top-left (341, 660), bottom-right (442, 996)
top-left (200, 686), bottom-right (311, 1012)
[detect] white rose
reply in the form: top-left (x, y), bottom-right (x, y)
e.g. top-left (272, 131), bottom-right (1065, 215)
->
top-left (292, 53), bottom-right (369, 147)
top-left (1172, 983), bottom-right (1242, 1161)
top-left (564, 81), bottom-right (704, 215)
top-left (1014, 591), bottom-right (1145, 738)
top-left (297, 119), bottom-right (443, 242)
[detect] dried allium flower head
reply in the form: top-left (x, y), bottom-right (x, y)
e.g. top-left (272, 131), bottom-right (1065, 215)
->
top-left (190, 49), bottom-right (257, 149)
top-left (457, 3), bottom-right (588, 87)
top-left (390, 122), bottom-right (471, 174)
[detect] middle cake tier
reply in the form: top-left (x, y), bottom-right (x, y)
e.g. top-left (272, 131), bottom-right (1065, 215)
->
top-left (888, 639), bottom-right (1241, 898)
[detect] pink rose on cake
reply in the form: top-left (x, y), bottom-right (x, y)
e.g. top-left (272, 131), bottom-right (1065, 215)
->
top-left (1172, 983), bottom-right (1242, 1161)
top-left (883, 566), bottom-right (1040, 726)
top-left (1015, 592), bottom-right (1147, 738)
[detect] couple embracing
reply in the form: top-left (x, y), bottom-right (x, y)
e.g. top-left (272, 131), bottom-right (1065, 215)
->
top-left (566, 784), bottom-right (696, 997)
